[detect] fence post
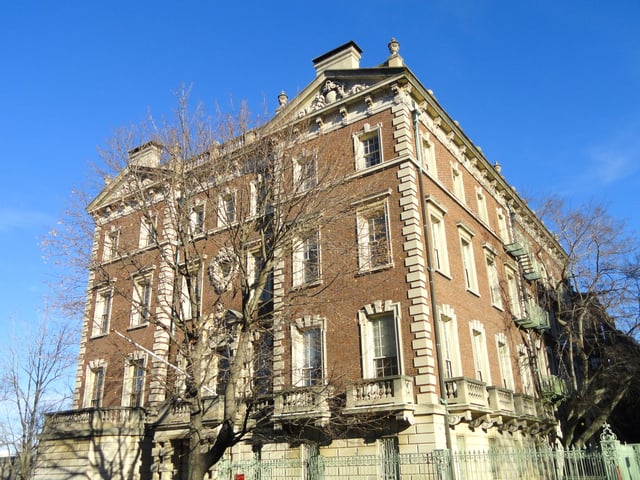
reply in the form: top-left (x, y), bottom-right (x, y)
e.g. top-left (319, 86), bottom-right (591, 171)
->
top-left (433, 449), bottom-right (453, 480)
top-left (600, 423), bottom-right (620, 480)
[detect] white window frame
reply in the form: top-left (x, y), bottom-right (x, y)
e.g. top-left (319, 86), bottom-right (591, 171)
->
top-left (358, 301), bottom-right (403, 379)
top-left (496, 333), bottom-right (514, 390)
top-left (354, 124), bottom-right (383, 170)
top-left (518, 344), bottom-right (534, 395)
top-left (496, 208), bottom-right (510, 243)
top-left (83, 359), bottom-right (107, 408)
top-left (293, 152), bottom-right (317, 192)
top-left (459, 226), bottom-right (479, 294)
top-left (177, 265), bottom-right (203, 321)
top-left (217, 190), bottom-right (236, 227)
top-left (469, 320), bottom-right (490, 384)
top-left (476, 187), bottom-right (489, 225)
top-left (103, 228), bottom-right (120, 262)
top-left (292, 229), bottom-right (321, 287)
top-left (438, 305), bottom-right (462, 378)
top-left (190, 203), bottom-right (206, 235)
top-left (427, 201), bottom-right (450, 276)
top-left (122, 352), bottom-right (146, 407)
top-left (291, 316), bottom-right (326, 387)
top-left (451, 164), bottom-right (465, 202)
top-left (505, 264), bottom-right (522, 318)
top-left (484, 247), bottom-right (503, 309)
top-left (247, 246), bottom-right (273, 303)
top-left (139, 213), bottom-right (157, 248)
top-left (421, 135), bottom-right (437, 176)
top-left (93, 287), bottom-right (113, 338)
top-left (356, 202), bottom-right (392, 272)
top-left (131, 273), bottom-right (153, 328)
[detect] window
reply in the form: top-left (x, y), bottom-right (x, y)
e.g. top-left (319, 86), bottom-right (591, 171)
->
top-left (354, 125), bottom-right (383, 169)
top-left (217, 191), bottom-right (236, 227)
top-left (421, 137), bottom-right (437, 176)
top-left (292, 230), bottom-right (320, 287)
top-left (470, 321), bottom-right (490, 383)
top-left (358, 303), bottom-right (402, 379)
top-left (476, 188), bottom-right (489, 224)
top-left (248, 248), bottom-right (273, 303)
top-left (506, 266), bottom-right (522, 318)
top-left (485, 250), bottom-right (503, 309)
top-left (122, 354), bottom-right (146, 407)
top-left (176, 266), bottom-right (202, 321)
top-left (496, 208), bottom-right (510, 243)
top-left (249, 176), bottom-right (269, 217)
top-left (357, 203), bottom-right (391, 271)
top-left (518, 345), bottom-right (534, 395)
top-left (294, 153), bottom-right (317, 192)
top-left (139, 214), bottom-right (157, 247)
top-left (459, 228), bottom-right (478, 293)
top-left (291, 317), bottom-right (325, 386)
top-left (83, 360), bottom-right (106, 408)
top-left (190, 204), bottom-right (205, 235)
top-left (451, 165), bottom-right (465, 202)
top-left (438, 305), bottom-right (461, 378)
top-left (496, 334), bottom-right (514, 390)
top-left (103, 229), bottom-right (119, 262)
top-left (131, 274), bottom-right (152, 327)
top-left (428, 205), bottom-right (450, 276)
top-left (93, 288), bottom-right (112, 337)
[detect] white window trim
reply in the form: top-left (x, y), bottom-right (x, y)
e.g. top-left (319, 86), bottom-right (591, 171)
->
top-left (451, 163), bottom-right (465, 203)
top-left (427, 200), bottom-right (450, 277)
top-left (469, 320), bottom-right (491, 384)
top-left (353, 123), bottom-right (383, 170)
top-left (217, 190), bottom-right (236, 227)
top-left (357, 301), bottom-right (404, 379)
top-left (92, 286), bottom-right (113, 338)
top-left (356, 201), bottom-right (392, 273)
top-left (292, 229), bottom-right (321, 288)
top-left (438, 304), bottom-right (462, 378)
top-left (496, 208), bottom-right (511, 243)
top-left (121, 352), bottom-right (147, 407)
top-left (190, 202), bottom-right (206, 236)
top-left (103, 228), bottom-right (120, 262)
top-left (290, 315), bottom-right (326, 387)
top-left (130, 272), bottom-right (153, 328)
top-left (505, 264), bottom-right (523, 318)
top-left (458, 226), bottom-right (479, 294)
top-left (138, 213), bottom-right (157, 248)
top-left (475, 187), bottom-right (489, 225)
top-left (293, 152), bottom-right (318, 193)
top-left (484, 248), bottom-right (503, 309)
top-left (517, 344), bottom-right (534, 395)
top-left (83, 359), bottom-right (107, 408)
top-left (495, 333), bottom-right (514, 390)
top-left (421, 134), bottom-right (437, 176)
top-left (177, 265), bottom-right (203, 321)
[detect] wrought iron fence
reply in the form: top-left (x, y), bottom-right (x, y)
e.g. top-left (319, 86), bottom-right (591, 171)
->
top-left (210, 447), bottom-right (613, 480)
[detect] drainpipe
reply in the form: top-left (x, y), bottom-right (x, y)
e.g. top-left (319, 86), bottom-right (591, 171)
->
top-left (411, 107), bottom-right (453, 455)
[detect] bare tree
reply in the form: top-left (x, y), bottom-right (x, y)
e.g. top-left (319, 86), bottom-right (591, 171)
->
top-left (0, 317), bottom-right (76, 480)
top-left (537, 196), bottom-right (640, 447)
top-left (63, 90), bottom-right (367, 480)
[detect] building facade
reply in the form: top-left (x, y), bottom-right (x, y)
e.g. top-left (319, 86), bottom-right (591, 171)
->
top-left (33, 39), bottom-right (566, 479)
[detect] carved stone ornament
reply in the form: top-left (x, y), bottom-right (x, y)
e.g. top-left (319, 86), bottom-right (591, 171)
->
top-left (301, 80), bottom-right (370, 116)
top-left (208, 248), bottom-right (238, 294)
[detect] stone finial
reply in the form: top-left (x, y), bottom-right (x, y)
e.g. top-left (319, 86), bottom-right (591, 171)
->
top-left (388, 37), bottom-right (400, 56)
top-left (387, 37), bottom-right (403, 67)
top-left (278, 91), bottom-right (288, 107)
top-left (494, 162), bottom-right (502, 173)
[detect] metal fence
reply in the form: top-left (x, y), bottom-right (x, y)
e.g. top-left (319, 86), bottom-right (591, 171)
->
top-left (210, 447), bottom-right (616, 480)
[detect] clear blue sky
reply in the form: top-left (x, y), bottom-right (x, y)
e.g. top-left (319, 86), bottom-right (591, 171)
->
top-left (1, 1), bottom-right (639, 335)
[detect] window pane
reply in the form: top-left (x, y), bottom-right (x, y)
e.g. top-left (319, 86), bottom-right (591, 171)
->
top-left (371, 314), bottom-right (398, 377)
top-left (363, 135), bottom-right (381, 167)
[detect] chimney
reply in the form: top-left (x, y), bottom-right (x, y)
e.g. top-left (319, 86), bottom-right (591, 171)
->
top-left (312, 41), bottom-right (362, 76)
top-left (128, 142), bottom-right (162, 167)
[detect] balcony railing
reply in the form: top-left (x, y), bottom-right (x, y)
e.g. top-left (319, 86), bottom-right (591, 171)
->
top-left (273, 385), bottom-right (333, 425)
top-left (344, 376), bottom-right (415, 422)
top-left (42, 407), bottom-right (146, 438)
top-left (444, 377), bottom-right (489, 410)
top-left (514, 393), bottom-right (537, 418)
top-left (487, 386), bottom-right (516, 416)
top-left (514, 300), bottom-right (550, 330)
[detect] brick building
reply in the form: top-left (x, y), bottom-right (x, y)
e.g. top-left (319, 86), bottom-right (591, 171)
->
top-left (33, 39), bottom-right (566, 479)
